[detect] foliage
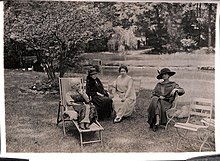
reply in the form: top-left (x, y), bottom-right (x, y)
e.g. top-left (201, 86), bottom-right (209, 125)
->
top-left (180, 38), bottom-right (198, 52)
top-left (4, 1), bottom-right (217, 73)
top-left (4, 1), bottom-right (113, 78)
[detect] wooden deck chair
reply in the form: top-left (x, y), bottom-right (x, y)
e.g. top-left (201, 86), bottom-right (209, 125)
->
top-left (164, 94), bottom-right (179, 130)
top-left (57, 77), bottom-right (104, 147)
top-left (133, 78), bottom-right (142, 111)
top-left (174, 98), bottom-right (213, 152)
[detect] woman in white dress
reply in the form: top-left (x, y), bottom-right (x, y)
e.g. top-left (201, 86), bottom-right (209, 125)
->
top-left (112, 65), bottom-right (136, 123)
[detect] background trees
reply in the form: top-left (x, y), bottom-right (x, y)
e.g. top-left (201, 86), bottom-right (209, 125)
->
top-left (4, 1), bottom-right (217, 79)
top-left (4, 1), bottom-right (112, 79)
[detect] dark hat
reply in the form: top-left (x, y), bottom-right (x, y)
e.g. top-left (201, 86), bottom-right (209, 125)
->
top-left (88, 67), bottom-right (98, 75)
top-left (156, 68), bottom-right (176, 79)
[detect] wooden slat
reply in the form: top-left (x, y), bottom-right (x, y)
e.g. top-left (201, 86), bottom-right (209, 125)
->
top-left (190, 111), bottom-right (211, 118)
top-left (82, 140), bottom-right (102, 145)
top-left (72, 120), bottom-right (104, 133)
top-left (193, 98), bottom-right (213, 104)
top-left (174, 123), bottom-right (198, 131)
top-left (174, 122), bottom-right (208, 131)
top-left (201, 118), bottom-right (215, 127)
top-left (191, 104), bottom-right (212, 111)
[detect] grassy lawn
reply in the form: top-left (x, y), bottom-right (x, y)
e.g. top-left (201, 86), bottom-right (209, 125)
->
top-left (5, 51), bottom-right (215, 152)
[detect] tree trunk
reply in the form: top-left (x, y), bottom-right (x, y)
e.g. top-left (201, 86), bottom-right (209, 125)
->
top-left (42, 63), bottom-right (55, 80)
top-left (207, 4), bottom-right (212, 53)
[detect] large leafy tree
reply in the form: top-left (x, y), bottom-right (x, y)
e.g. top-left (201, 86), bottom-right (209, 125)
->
top-left (4, 1), bottom-right (112, 79)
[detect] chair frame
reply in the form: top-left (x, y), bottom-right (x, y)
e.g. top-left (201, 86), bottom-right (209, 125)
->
top-left (57, 77), bottom-right (104, 148)
top-left (164, 94), bottom-right (179, 130)
top-left (132, 78), bottom-right (142, 111)
top-left (174, 98), bottom-right (214, 152)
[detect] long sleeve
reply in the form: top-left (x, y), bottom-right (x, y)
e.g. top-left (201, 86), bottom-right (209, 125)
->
top-left (86, 77), bottom-right (97, 97)
top-left (152, 83), bottom-right (160, 97)
top-left (86, 76), bottom-right (107, 97)
top-left (174, 83), bottom-right (185, 96)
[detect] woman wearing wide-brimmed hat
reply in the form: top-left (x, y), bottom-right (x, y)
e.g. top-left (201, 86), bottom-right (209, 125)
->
top-left (147, 68), bottom-right (185, 132)
top-left (86, 67), bottom-right (113, 120)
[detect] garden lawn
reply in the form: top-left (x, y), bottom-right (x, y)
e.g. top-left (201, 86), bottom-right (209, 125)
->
top-left (5, 51), bottom-right (215, 152)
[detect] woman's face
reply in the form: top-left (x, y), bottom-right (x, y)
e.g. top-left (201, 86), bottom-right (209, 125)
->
top-left (71, 83), bottom-right (81, 90)
top-left (120, 68), bottom-right (127, 76)
top-left (90, 73), bottom-right (97, 79)
top-left (162, 73), bottom-right (169, 80)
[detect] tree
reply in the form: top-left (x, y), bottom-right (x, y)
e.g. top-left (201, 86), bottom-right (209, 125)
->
top-left (4, 1), bottom-right (112, 79)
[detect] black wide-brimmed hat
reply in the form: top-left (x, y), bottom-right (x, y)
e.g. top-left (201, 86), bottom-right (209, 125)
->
top-left (156, 68), bottom-right (176, 79)
top-left (88, 67), bottom-right (98, 75)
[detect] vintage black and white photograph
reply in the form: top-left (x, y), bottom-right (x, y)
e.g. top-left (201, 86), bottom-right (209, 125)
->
top-left (3, 0), bottom-right (217, 154)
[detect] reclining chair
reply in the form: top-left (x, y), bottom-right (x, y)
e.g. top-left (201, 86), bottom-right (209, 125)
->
top-left (57, 77), bottom-right (104, 148)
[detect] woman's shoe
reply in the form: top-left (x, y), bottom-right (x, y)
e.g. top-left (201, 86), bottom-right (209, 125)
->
top-left (152, 124), bottom-right (158, 132)
top-left (79, 123), bottom-right (85, 130)
top-left (113, 117), bottom-right (122, 123)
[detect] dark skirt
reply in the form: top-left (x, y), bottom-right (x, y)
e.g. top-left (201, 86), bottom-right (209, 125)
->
top-left (92, 95), bottom-right (113, 120)
top-left (147, 96), bottom-right (172, 126)
top-left (73, 103), bottom-right (98, 124)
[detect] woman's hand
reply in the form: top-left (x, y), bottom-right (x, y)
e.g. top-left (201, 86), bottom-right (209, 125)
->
top-left (97, 92), bottom-right (104, 97)
top-left (78, 89), bottom-right (84, 95)
top-left (170, 88), bottom-right (178, 96)
top-left (121, 97), bottom-right (126, 102)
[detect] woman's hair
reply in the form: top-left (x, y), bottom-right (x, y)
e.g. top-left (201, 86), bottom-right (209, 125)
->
top-left (119, 64), bottom-right (128, 73)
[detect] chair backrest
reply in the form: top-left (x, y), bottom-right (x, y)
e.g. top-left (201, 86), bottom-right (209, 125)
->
top-left (187, 98), bottom-right (213, 124)
top-left (59, 77), bottom-right (84, 108)
top-left (133, 78), bottom-right (142, 95)
top-left (171, 94), bottom-right (178, 109)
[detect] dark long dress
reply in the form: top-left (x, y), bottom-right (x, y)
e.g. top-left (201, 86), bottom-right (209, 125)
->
top-left (86, 75), bottom-right (113, 120)
top-left (147, 81), bottom-right (185, 126)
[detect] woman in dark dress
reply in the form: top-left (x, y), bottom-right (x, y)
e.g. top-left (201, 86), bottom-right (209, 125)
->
top-left (147, 68), bottom-right (185, 132)
top-left (86, 67), bottom-right (113, 120)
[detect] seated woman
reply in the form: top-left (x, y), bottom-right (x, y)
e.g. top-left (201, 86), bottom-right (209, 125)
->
top-left (111, 65), bottom-right (136, 123)
top-left (86, 67), bottom-right (113, 120)
top-left (147, 68), bottom-right (185, 132)
top-left (65, 80), bottom-right (97, 130)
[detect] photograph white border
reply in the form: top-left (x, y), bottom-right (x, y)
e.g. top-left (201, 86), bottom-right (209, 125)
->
top-left (0, 0), bottom-right (219, 160)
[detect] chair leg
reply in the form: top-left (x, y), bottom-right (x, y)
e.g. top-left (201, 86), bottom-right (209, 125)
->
top-left (176, 128), bottom-right (188, 151)
top-left (60, 104), bottom-right (66, 136)
top-left (199, 130), bottom-right (212, 152)
top-left (100, 131), bottom-right (103, 147)
top-left (80, 132), bottom-right (83, 148)
top-left (165, 115), bottom-right (175, 130)
top-left (57, 102), bottom-right (61, 126)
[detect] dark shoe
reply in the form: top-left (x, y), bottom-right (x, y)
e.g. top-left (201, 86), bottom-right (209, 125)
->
top-left (152, 124), bottom-right (158, 132)
top-left (150, 123), bottom-right (153, 129)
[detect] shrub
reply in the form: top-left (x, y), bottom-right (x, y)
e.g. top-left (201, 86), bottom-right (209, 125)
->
top-left (180, 38), bottom-right (198, 52)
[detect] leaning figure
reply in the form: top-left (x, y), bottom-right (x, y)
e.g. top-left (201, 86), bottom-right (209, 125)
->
top-left (65, 80), bottom-right (98, 130)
